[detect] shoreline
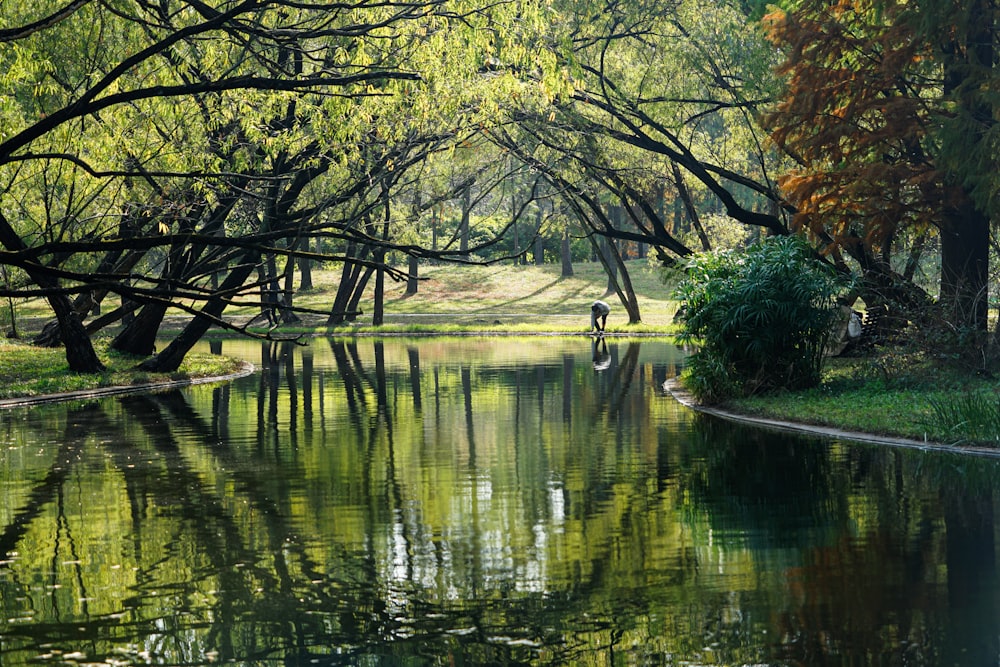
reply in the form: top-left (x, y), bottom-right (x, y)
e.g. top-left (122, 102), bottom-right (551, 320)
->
top-left (663, 378), bottom-right (1000, 459)
top-left (5, 333), bottom-right (998, 460)
top-left (0, 361), bottom-right (256, 410)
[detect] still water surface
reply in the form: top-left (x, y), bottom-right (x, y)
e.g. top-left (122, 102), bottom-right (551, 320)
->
top-left (1, 337), bottom-right (999, 666)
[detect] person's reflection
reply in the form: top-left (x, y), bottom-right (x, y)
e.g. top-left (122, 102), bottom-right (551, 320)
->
top-left (592, 337), bottom-right (611, 371)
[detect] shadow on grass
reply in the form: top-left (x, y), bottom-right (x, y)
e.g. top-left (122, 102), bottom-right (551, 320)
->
top-left (473, 277), bottom-right (592, 314)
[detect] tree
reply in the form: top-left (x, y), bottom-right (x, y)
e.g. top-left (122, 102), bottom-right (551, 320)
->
top-left (479, 0), bottom-right (790, 320)
top-left (764, 0), bottom-right (997, 335)
top-left (0, 0), bottom-right (435, 371)
top-left (0, 0), bottom-right (559, 371)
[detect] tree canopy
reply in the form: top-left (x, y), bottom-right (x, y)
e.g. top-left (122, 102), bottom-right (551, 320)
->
top-left (2, 0), bottom-right (999, 371)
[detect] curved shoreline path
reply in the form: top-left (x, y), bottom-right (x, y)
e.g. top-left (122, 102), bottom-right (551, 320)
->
top-left (664, 378), bottom-right (1000, 459)
top-left (0, 361), bottom-right (256, 410)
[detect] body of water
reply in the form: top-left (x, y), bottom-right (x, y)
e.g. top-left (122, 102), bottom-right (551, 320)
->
top-left (0, 337), bottom-right (998, 665)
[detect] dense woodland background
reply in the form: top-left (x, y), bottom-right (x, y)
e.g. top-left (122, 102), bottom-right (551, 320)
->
top-left (0, 0), bottom-right (998, 374)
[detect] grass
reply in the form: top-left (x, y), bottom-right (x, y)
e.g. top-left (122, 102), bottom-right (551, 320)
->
top-left (283, 261), bottom-right (681, 330)
top-left (5, 260), bottom-right (681, 334)
top-left (724, 353), bottom-right (1000, 446)
top-left (0, 339), bottom-right (246, 401)
top-left (0, 259), bottom-right (677, 402)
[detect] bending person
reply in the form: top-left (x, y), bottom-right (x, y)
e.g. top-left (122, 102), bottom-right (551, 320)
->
top-left (590, 299), bottom-right (611, 333)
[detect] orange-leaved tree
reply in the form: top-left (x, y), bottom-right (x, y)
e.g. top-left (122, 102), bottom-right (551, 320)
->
top-left (764, 0), bottom-right (994, 336)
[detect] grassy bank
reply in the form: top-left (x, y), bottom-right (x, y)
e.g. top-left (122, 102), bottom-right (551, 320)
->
top-left (6, 260), bottom-right (680, 335)
top-left (0, 260), bottom-right (677, 400)
top-left (0, 339), bottom-right (247, 402)
top-left (255, 261), bottom-right (680, 333)
top-left (722, 353), bottom-right (1000, 447)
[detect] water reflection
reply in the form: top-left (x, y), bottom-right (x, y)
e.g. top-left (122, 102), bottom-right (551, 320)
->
top-left (0, 337), bottom-right (998, 665)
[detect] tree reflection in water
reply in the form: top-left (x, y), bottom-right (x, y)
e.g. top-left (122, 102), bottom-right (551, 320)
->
top-left (0, 337), bottom-right (999, 665)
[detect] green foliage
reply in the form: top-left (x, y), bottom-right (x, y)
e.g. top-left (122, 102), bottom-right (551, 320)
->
top-left (674, 235), bottom-right (846, 402)
top-left (924, 392), bottom-right (1000, 446)
top-left (677, 213), bottom-right (758, 253)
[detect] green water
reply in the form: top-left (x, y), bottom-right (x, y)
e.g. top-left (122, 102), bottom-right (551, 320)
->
top-left (0, 337), bottom-right (998, 665)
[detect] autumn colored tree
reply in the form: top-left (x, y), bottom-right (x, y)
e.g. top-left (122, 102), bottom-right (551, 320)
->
top-left (764, 0), bottom-right (995, 335)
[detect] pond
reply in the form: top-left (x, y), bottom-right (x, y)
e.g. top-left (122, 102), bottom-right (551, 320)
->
top-left (0, 336), bottom-right (998, 666)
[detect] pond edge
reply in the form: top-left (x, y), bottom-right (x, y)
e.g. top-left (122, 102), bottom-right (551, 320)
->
top-left (0, 360), bottom-right (256, 410)
top-left (664, 378), bottom-right (1000, 459)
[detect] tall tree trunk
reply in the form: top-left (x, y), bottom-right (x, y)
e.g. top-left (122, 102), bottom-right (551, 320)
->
top-left (561, 227), bottom-right (574, 277)
top-left (405, 255), bottom-right (419, 295)
top-left (431, 205), bottom-right (439, 252)
top-left (372, 183), bottom-right (391, 326)
top-left (533, 204), bottom-right (545, 266)
top-left (298, 237), bottom-right (314, 291)
top-left (459, 186), bottom-right (471, 258)
top-left (939, 198), bottom-right (989, 331)
top-left (279, 249), bottom-right (301, 324)
top-left (939, 0), bottom-right (993, 332)
top-left (533, 234), bottom-right (544, 266)
top-left (511, 192), bottom-right (521, 265)
top-left (373, 258), bottom-right (385, 326)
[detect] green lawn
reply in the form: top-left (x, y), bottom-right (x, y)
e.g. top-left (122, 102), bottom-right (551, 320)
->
top-left (724, 354), bottom-right (1000, 446)
top-left (294, 260), bottom-right (680, 329)
top-left (0, 339), bottom-right (247, 401)
top-left (4, 259), bottom-right (680, 334)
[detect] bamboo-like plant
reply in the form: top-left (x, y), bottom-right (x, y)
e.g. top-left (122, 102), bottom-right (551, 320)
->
top-left (675, 235), bottom-right (846, 402)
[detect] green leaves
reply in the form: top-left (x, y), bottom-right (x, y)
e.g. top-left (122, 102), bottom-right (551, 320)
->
top-left (675, 234), bottom-right (848, 402)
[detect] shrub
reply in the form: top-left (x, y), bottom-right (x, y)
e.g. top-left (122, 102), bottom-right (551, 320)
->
top-left (674, 235), bottom-right (847, 402)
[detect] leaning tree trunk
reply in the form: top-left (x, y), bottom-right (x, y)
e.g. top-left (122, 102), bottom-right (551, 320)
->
top-left (346, 266), bottom-right (375, 322)
top-left (111, 303), bottom-right (169, 356)
top-left (50, 293), bottom-right (107, 372)
top-left (591, 232), bottom-right (641, 324)
top-left (0, 212), bottom-right (104, 372)
top-left (327, 242), bottom-right (367, 326)
top-left (138, 255), bottom-right (259, 372)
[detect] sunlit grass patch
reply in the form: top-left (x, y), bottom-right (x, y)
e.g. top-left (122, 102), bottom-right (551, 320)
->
top-left (246, 320), bottom-right (680, 337)
top-left (0, 338), bottom-right (244, 401)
